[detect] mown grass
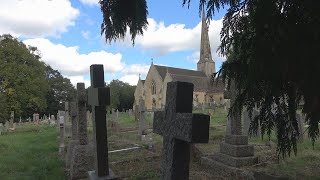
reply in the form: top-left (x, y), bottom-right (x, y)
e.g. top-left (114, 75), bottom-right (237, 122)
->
top-left (0, 124), bottom-right (64, 180)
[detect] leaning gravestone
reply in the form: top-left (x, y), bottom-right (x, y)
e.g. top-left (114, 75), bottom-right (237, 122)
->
top-left (66, 102), bottom-right (79, 169)
top-left (87, 65), bottom-right (116, 179)
top-left (153, 81), bottom-right (210, 179)
top-left (70, 83), bottom-right (94, 180)
top-left (138, 97), bottom-right (147, 137)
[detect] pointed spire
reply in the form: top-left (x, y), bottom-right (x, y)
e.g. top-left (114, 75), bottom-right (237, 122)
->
top-left (198, 8), bottom-right (213, 64)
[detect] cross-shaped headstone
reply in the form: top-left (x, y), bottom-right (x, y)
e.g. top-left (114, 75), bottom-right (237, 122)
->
top-left (70, 101), bottom-right (78, 140)
top-left (153, 82), bottom-right (210, 180)
top-left (87, 65), bottom-right (115, 179)
top-left (77, 83), bottom-right (88, 145)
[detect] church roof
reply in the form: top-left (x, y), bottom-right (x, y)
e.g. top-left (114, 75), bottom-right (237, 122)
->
top-left (170, 74), bottom-right (224, 93)
top-left (154, 65), bottom-right (207, 80)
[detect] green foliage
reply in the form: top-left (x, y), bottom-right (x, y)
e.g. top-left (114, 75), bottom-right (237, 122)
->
top-left (108, 79), bottom-right (136, 111)
top-left (216, 0), bottom-right (320, 158)
top-left (100, 0), bottom-right (149, 44)
top-left (45, 65), bottom-right (76, 116)
top-left (0, 34), bottom-right (48, 122)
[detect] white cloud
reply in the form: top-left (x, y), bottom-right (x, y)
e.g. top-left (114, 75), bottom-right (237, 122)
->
top-left (119, 64), bottom-right (150, 85)
top-left (79, 0), bottom-right (99, 6)
top-left (117, 18), bottom-right (224, 61)
top-left (0, 0), bottom-right (79, 37)
top-left (23, 38), bottom-right (125, 86)
top-left (119, 75), bottom-right (139, 86)
top-left (81, 30), bottom-right (90, 40)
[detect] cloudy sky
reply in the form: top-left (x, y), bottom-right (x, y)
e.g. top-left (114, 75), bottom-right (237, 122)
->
top-left (0, 0), bottom-right (227, 87)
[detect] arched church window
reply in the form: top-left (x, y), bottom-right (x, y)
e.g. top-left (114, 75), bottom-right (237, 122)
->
top-left (151, 81), bottom-right (156, 95)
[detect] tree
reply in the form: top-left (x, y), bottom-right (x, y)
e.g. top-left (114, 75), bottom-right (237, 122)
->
top-left (108, 80), bottom-right (135, 111)
top-left (45, 65), bottom-right (76, 116)
top-left (99, 0), bottom-right (320, 158)
top-left (0, 34), bottom-right (48, 122)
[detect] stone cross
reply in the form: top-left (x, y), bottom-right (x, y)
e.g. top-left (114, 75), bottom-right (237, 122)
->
top-left (87, 65), bottom-right (115, 179)
top-left (153, 82), bottom-right (210, 180)
top-left (77, 83), bottom-right (88, 145)
top-left (138, 97), bottom-right (146, 136)
top-left (70, 102), bottom-right (78, 140)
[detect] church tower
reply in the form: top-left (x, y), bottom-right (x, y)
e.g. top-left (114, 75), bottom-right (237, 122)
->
top-left (197, 10), bottom-right (216, 77)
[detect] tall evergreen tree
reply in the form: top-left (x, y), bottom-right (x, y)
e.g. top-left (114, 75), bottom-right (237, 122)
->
top-left (100, 0), bottom-right (320, 157)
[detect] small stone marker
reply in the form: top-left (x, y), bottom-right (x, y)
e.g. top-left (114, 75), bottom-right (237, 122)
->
top-left (296, 113), bottom-right (304, 142)
top-left (153, 82), bottom-right (210, 180)
top-left (138, 97), bottom-right (146, 137)
top-left (9, 111), bottom-right (14, 128)
top-left (58, 111), bottom-right (66, 156)
top-left (87, 65), bottom-right (116, 179)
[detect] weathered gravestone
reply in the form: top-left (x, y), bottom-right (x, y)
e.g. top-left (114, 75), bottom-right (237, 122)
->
top-left (202, 81), bottom-right (258, 177)
top-left (242, 108), bottom-right (261, 137)
top-left (9, 111), bottom-right (14, 128)
top-left (4, 121), bottom-right (9, 132)
top-left (138, 97), bottom-right (147, 137)
top-left (70, 83), bottom-right (94, 180)
top-left (50, 115), bottom-right (56, 126)
top-left (134, 105), bottom-right (139, 121)
top-left (58, 110), bottom-right (66, 156)
top-left (66, 102), bottom-right (79, 169)
top-left (153, 81), bottom-right (210, 180)
top-left (0, 123), bottom-right (4, 135)
top-left (87, 65), bottom-right (116, 180)
top-left (296, 113), bottom-right (304, 142)
top-left (110, 109), bottom-right (119, 130)
top-left (64, 102), bottom-right (72, 138)
top-left (33, 113), bottom-right (39, 124)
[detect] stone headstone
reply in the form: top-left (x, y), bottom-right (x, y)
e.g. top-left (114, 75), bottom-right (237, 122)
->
top-left (33, 113), bottom-right (39, 124)
top-left (242, 108), bottom-right (261, 137)
top-left (87, 65), bottom-right (116, 179)
top-left (58, 110), bottom-right (66, 156)
top-left (138, 97), bottom-right (146, 137)
top-left (70, 83), bottom-right (94, 180)
top-left (0, 123), bottom-right (4, 135)
top-left (134, 105), bottom-right (139, 121)
top-left (4, 121), bottom-right (9, 132)
top-left (64, 102), bottom-right (71, 138)
top-left (10, 111), bottom-right (14, 128)
top-left (50, 115), bottom-right (56, 126)
top-left (70, 102), bottom-right (78, 140)
top-left (153, 82), bottom-right (210, 179)
top-left (296, 113), bottom-right (304, 142)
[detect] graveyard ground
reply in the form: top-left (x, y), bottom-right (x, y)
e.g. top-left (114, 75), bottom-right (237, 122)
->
top-left (1, 107), bottom-right (320, 179)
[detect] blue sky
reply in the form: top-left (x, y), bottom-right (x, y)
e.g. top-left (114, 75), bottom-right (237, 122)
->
top-left (0, 0), bottom-right (227, 87)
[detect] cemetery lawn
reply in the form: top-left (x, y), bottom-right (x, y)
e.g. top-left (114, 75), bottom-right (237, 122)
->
top-left (0, 124), bottom-right (64, 180)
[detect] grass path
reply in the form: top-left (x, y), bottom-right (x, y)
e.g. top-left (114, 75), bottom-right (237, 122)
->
top-left (0, 124), bottom-right (64, 180)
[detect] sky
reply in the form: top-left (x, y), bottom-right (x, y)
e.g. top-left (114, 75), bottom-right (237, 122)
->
top-left (0, 0), bottom-right (227, 87)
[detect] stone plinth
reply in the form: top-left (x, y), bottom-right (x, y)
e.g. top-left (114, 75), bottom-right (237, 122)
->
top-left (201, 135), bottom-right (257, 171)
top-left (70, 144), bottom-right (95, 180)
top-left (88, 169), bottom-right (117, 180)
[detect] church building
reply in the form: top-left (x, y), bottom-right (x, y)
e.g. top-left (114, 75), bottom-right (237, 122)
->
top-left (134, 12), bottom-right (225, 110)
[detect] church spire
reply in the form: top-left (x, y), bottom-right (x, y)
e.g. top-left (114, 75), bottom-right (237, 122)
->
top-left (197, 9), bottom-right (216, 76)
top-left (198, 9), bottom-right (213, 64)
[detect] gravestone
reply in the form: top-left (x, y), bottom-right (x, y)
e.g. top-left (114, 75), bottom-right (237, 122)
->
top-left (33, 113), bottom-right (39, 124)
top-left (0, 123), bottom-right (4, 135)
top-left (110, 109), bottom-right (119, 130)
top-left (70, 83), bottom-right (94, 180)
top-left (202, 81), bottom-right (258, 176)
top-left (242, 108), bottom-right (261, 137)
top-left (138, 97), bottom-right (147, 137)
top-left (87, 65), bottom-right (116, 179)
top-left (134, 105), bottom-right (139, 121)
top-left (9, 111), bottom-right (14, 128)
top-left (58, 110), bottom-right (66, 156)
top-left (116, 109), bottom-right (119, 120)
top-left (66, 102), bottom-right (79, 169)
top-left (153, 82), bottom-right (210, 179)
top-left (296, 113), bottom-right (304, 142)
top-left (64, 102), bottom-right (71, 138)
top-left (4, 121), bottom-right (9, 132)
top-left (50, 115), bottom-right (56, 126)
